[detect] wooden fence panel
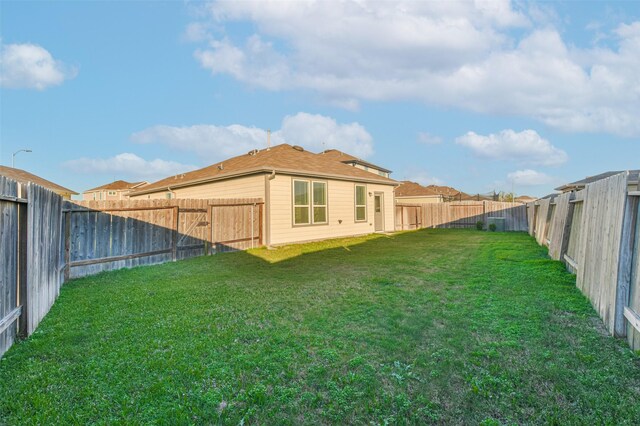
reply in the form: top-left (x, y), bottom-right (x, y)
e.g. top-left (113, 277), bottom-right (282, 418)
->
top-left (574, 173), bottom-right (629, 335)
top-left (533, 198), bottom-right (552, 246)
top-left (26, 183), bottom-right (64, 335)
top-left (628, 199), bottom-right (640, 350)
top-left (396, 201), bottom-right (528, 231)
top-left (484, 201), bottom-right (528, 232)
top-left (547, 192), bottom-right (574, 260)
top-left (211, 198), bottom-right (263, 252)
top-left (0, 177), bottom-right (20, 358)
top-left (64, 198), bottom-right (263, 278)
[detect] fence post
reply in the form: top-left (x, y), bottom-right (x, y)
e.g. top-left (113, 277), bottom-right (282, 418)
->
top-left (204, 205), bottom-right (212, 255)
top-left (614, 193), bottom-right (639, 336)
top-left (64, 210), bottom-right (71, 282)
top-left (17, 184), bottom-right (28, 339)
top-left (258, 204), bottom-right (263, 246)
top-left (172, 206), bottom-right (179, 261)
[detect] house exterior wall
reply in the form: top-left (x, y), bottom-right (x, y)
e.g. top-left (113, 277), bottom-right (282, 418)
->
top-left (395, 195), bottom-right (443, 204)
top-left (83, 190), bottom-right (129, 201)
top-left (268, 174), bottom-right (395, 245)
top-left (130, 174), bottom-right (266, 200)
top-left (352, 163), bottom-right (389, 178)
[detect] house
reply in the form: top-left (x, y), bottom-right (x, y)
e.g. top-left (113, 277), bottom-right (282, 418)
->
top-left (320, 149), bottom-right (392, 178)
top-left (129, 144), bottom-right (398, 246)
top-left (0, 165), bottom-right (78, 199)
top-left (555, 170), bottom-right (640, 193)
top-left (515, 195), bottom-right (538, 204)
top-left (395, 181), bottom-right (462, 204)
top-left (82, 180), bottom-right (148, 201)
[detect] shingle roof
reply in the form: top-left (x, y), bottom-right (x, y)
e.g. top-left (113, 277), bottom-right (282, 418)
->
top-left (131, 144), bottom-right (397, 196)
top-left (395, 181), bottom-right (461, 197)
top-left (0, 166), bottom-right (78, 195)
top-left (85, 180), bottom-right (147, 192)
top-left (555, 170), bottom-right (640, 191)
top-left (321, 149), bottom-right (392, 173)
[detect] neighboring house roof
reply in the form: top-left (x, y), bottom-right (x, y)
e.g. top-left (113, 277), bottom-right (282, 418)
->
top-left (515, 195), bottom-right (537, 203)
top-left (0, 165), bottom-right (78, 195)
top-left (321, 149), bottom-right (392, 173)
top-left (555, 170), bottom-right (640, 192)
top-left (131, 144), bottom-right (397, 196)
top-left (395, 181), bottom-right (461, 198)
top-left (84, 180), bottom-right (148, 193)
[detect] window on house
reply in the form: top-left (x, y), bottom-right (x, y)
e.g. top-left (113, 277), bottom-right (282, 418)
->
top-left (355, 185), bottom-right (367, 222)
top-left (313, 181), bottom-right (327, 224)
top-left (293, 180), bottom-right (327, 225)
top-left (294, 180), bottom-right (310, 225)
top-left (108, 191), bottom-right (116, 196)
top-left (166, 192), bottom-right (173, 199)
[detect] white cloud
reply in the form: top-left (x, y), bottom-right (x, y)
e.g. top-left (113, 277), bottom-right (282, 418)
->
top-left (63, 153), bottom-right (197, 181)
top-left (507, 169), bottom-right (554, 186)
top-left (417, 132), bottom-right (443, 145)
top-left (0, 41), bottom-right (76, 89)
top-left (455, 129), bottom-right (568, 166)
top-left (131, 112), bottom-right (374, 161)
top-left (276, 113), bottom-right (373, 158)
top-left (131, 124), bottom-right (277, 160)
top-left (188, 2), bottom-right (640, 136)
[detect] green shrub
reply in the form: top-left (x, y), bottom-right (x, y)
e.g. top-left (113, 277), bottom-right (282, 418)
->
top-left (476, 221), bottom-right (484, 230)
top-left (489, 223), bottom-right (497, 232)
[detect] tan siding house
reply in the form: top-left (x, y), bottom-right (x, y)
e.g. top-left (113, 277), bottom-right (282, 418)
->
top-left (130, 144), bottom-right (397, 246)
top-left (83, 180), bottom-right (148, 201)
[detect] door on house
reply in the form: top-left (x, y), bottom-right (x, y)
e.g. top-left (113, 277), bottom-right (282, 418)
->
top-left (374, 193), bottom-right (384, 232)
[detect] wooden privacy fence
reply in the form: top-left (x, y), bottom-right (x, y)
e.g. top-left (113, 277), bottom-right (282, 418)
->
top-left (527, 171), bottom-right (640, 350)
top-left (1, 177), bottom-right (64, 358)
top-left (396, 201), bottom-right (528, 232)
top-left (1, 185), bottom-right (263, 358)
top-left (64, 198), bottom-right (263, 279)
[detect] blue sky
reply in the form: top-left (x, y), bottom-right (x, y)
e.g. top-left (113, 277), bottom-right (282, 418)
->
top-left (1, 1), bottom-right (639, 197)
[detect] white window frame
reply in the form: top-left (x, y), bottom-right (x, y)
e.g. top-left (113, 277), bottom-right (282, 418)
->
top-left (312, 181), bottom-right (328, 225)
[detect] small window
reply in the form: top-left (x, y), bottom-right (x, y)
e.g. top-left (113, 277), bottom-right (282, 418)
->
top-left (108, 191), bottom-right (116, 196)
top-left (166, 192), bottom-right (173, 199)
top-left (293, 180), bottom-right (310, 225)
top-left (355, 185), bottom-right (367, 222)
top-left (312, 181), bottom-right (327, 224)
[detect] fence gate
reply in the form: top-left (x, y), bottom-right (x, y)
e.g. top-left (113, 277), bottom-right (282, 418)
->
top-left (0, 177), bottom-right (27, 358)
top-left (210, 200), bottom-right (263, 252)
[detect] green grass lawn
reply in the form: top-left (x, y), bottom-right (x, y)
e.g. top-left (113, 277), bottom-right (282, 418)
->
top-left (1, 229), bottom-right (639, 425)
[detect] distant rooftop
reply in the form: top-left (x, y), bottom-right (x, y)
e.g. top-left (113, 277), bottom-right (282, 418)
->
top-left (321, 149), bottom-right (392, 173)
top-left (85, 180), bottom-right (148, 192)
top-left (0, 165), bottom-right (78, 196)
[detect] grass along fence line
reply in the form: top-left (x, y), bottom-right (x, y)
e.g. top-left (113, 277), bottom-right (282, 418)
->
top-left (1, 229), bottom-right (638, 424)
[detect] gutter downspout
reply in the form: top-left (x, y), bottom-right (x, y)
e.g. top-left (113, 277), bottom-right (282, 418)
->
top-left (265, 170), bottom-right (276, 247)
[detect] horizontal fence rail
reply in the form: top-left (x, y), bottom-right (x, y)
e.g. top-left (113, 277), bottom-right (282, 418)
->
top-left (527, 171), bottom-right (640, 350)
